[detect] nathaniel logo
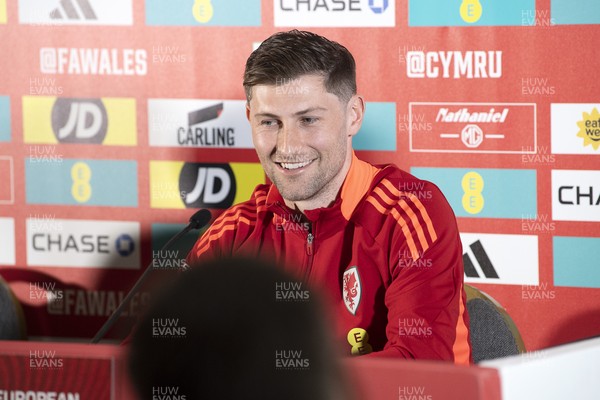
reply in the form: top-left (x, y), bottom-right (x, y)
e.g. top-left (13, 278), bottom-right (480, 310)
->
top-left (461, 233), bottom-right (539, 286)
top-left (275, 0), bottom-right (395, 27)
top-left (51, 98), bottom-right (107, 143)
top-left (410, 103), bottom-right (536, 154)
top-left (406, 51), bottom-right (502, 79)
top-left (23, 96), bottom-right (137, 146)
top-left (148, 99), bottom-right (253, 149)
top-left (343, 267), bottom-right (362, 315)
top-left (179, 163), bottom-right (236, 209)
top-left (576, 107), bottom-right (600, 151)
top-left (150, 161), bottom-right (264, 209)
top-left (19, 0), bottom-right (133, 25)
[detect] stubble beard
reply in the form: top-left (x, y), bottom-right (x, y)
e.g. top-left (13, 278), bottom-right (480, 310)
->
top-left (265, 146), bottom-right (348, 204)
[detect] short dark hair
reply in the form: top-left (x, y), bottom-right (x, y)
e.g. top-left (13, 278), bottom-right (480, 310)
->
top-left (243, 30), bottom-right (357, 103)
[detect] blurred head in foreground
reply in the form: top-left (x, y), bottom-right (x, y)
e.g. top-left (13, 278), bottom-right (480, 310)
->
top-left (128, 257), bottom-right (350, 400)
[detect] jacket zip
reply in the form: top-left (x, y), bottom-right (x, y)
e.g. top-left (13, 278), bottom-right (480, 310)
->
top-left (304, 223), bottom-right (315, 280)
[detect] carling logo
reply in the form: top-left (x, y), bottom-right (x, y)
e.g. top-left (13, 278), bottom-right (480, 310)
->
top-left (148, 99), bottom-right (253, 148)
top-left (406, 51), bottom-right (502, 79)
top-left (40, 47), bottom-right (147, 75)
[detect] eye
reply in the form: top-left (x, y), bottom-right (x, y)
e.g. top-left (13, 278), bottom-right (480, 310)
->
top-left (301, 117), bottom-right (318, 125)
top-left (260, 119), bottom-right (278, 127)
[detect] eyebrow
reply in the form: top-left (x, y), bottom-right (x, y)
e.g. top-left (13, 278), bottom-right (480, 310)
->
top-left (254, 107), bottom-right (327, 119)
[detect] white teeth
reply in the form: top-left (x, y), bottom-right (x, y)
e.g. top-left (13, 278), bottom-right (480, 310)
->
top-left (280, 161), bottom-right (311, 170)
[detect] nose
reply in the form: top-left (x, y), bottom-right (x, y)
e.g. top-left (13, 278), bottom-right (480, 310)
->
top-left (276, 123), bottom-right (302, 156)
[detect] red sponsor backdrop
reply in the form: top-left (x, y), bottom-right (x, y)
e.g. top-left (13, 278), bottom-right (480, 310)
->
top-left (0, 0), bottom-right (599, 354)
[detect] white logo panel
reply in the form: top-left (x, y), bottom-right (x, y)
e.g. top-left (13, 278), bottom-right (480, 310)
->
top-left (148, 99), bottom-right (253, 148)
top-left (19, 0), bottom-right (133, 25)
top-left (552, 170), bottom-right (600, 222)
top-left (26, 219), bottom-right (140, 269)
top-left (274, 0), bottom-right (395, 27)
top-left (0, 218), bottom-right (16, 265)
top-left (461, 233), bottom-right (539, 286)
top-left (551, 103), bottom-right (600, 154)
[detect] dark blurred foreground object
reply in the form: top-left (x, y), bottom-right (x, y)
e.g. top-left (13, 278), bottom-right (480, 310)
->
top-left (0, 275), bottom-right (26, 340)
top-left (128, 257), bottom-right (351, 400)
top-left (465, 284), bottom-right (526, 363)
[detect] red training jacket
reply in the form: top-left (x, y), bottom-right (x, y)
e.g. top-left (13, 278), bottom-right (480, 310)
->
top-left (187, 153), bottom-right (472, 365)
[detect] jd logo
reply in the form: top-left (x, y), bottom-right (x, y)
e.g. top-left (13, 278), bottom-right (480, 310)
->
top-left (51, 98), bottom-right (108, 144)
top-left (179, 163), bottom-right (236, 208)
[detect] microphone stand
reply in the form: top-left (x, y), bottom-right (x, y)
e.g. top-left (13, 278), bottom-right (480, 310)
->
top-left (91, 209), bottom-right (211, 344)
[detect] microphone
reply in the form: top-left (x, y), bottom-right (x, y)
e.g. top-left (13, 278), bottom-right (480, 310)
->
top-left (91, 209), bottom-right (212, 344)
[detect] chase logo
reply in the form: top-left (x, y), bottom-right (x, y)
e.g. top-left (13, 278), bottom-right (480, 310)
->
top-left (411, 167), bottom-right (537, 219)
top-left (461, 233), bottom-right (539, 286)
top-left (26, 218), bottom-right (140, 269)
top-left (23, 96), bottom-right (136, 145)
top-left (551, 104), bottom-right (600, 154)
top-left (146, 0), bottom-right (260, 26)
top-left (275, 0), bottom-right (395, 27)
top-left (115, 234), bottom-right (135, 257)
top-left (369, 0), bottom-right (388, 13)
top-left (148, 99), bottom-right (253, 148)
top-left (18, 0), bottom-right (132, 25)
top-left (552, 0), bottom-right (600, 25)
top-left (554, 237), bottom-right (600, 289)
top-left (354, 102), bottom-right (396, 151)
top-left (0, 96), bottom-right (9, 142)
top-left (409, 0), bottom-right (535, 26)
top-left (26, 159), bottom-right (138, 207)
top-left (150, 161), bottom-right (264, 209)
top-left (552, 170), bottom-right (600, 222)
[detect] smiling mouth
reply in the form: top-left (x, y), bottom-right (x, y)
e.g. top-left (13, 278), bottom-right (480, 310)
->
top-left (276, 160), bottom-right (314, 170)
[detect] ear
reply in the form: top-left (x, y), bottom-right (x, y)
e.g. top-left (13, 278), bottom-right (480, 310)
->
top-left (346, 95), bottom-right (365, 138)
top-left (245, 103), bottom-right (251, 121)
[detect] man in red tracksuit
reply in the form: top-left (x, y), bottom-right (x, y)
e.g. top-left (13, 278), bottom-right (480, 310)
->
top-left (187, 30), bottom-right (472, 365)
